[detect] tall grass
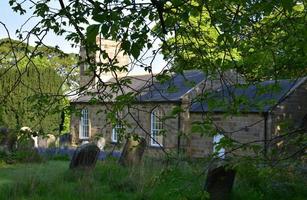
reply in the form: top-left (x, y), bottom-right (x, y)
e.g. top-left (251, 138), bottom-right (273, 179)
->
top-left (0, 158), bottom-right (206, 200)
top-left (0, 157), bottom-right (306, 200)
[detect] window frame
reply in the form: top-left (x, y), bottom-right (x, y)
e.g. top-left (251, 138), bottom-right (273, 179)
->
top-left (111, 122), bottom-right (122, 143)
top-left (79, 109), bottom-right (90, 139)
top-left (150, 108), bottom-right (164, 147)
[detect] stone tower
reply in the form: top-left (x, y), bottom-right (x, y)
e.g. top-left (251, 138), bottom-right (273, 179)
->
top-left (79, 37), bottom-right (130, 89)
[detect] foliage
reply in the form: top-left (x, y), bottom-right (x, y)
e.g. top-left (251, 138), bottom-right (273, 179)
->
top-left (233, 159), bottom-right (307, 200)
top-left (0, 38), bottom-right (77, 134)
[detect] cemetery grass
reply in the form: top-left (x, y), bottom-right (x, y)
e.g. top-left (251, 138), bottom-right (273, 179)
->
top-left (0, 158), bottom-right (306, 200)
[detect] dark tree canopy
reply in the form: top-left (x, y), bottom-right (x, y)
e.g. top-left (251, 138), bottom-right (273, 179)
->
top-left (0, 38), bottom-right (77, 134)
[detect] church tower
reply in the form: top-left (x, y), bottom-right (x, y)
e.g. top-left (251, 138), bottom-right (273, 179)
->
top-left (79, 37), bottom-right (130, 90)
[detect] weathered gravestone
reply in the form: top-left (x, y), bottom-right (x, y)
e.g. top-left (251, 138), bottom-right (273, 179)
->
top-left (204, 165), bottom-right (236, 200)
top-left (96, 137), bottom-right (105, 150)
top-left (0, 127), bottom-right (17, 153)
top-left (119, 136), bottom-right (146, 167)
top-left (69, 143), bottom-right (100, 169)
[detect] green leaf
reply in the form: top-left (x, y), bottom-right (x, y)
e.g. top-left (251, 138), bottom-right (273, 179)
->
top-left (130, 42), bottom-right (141, 59)
top-left (86, 24), bottom-right (100, 44)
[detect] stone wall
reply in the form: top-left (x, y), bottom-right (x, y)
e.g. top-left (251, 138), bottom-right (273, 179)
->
top-left (189, 113), bottom-right (265, 158)
top-left (70, 102), bottom-right (181, 154)
top-left (71, 102), bottom-right (268, 158)
top-left (270, 80), bottom-right (307, 138)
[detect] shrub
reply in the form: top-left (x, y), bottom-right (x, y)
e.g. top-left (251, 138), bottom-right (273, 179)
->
top-left (232, 159), bottom-right (307, 200)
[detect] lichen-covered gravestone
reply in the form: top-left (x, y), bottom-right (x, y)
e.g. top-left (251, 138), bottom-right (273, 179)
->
top-left (204, 165), bottom-right (236, 200)
top-left (69, 143), bottom-right (100, 169)
top-left (119, 136), bottom-right (146, 167)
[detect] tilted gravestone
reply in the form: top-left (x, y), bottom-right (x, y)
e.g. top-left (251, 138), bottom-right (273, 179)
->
top-left (69, 143), bottom-right (100, 169)
top-left (119, 136), bottom-right (146, 167)
top-left (204, 165), bottom-right (236, 200)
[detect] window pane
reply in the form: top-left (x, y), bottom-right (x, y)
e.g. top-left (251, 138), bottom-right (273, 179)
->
top-left (112, 121), bottom-right (122, 142)
top-left (151, 109), bottom-right (163, 146)
top-left (80, 109), bottom-right (89, 138)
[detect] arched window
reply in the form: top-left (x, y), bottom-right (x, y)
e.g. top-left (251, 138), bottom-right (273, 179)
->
top-left (150, 108), bottom-right (163, 147)
top-left (79, 109), bottom-right (89, 139)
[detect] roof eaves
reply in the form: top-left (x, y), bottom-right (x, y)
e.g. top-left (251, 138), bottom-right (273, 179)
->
top-left (179, 79), bottom-right (206, 101)
top-left (267, 77), bottom-right (307, 113)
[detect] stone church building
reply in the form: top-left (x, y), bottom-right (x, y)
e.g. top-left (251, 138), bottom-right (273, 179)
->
top-left (70, 38), bottom-right (307, 158)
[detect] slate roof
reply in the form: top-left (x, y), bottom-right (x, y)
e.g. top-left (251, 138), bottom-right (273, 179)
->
top-left (72, 70), bottom-right (205, 103)
top-left (190, 79), bottom-right (305, 113)
top-left (138, 70), bottom-right (205, 102)
top-left (71, 74), bottom-right (153, 103)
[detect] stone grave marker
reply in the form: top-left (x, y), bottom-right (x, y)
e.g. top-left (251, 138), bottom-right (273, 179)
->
top-left (69, 143), bottom-right (100, 169)
top-left (96, 137), bottom-right (105, 150)
top-left (119, 136), bottom-right (146, 167)
top-left (59, 133), bottom-right (71, 148)
top-left (0, 127), bottom-right (10, 153)
top-left (204, 165), bottom-right (236, 200)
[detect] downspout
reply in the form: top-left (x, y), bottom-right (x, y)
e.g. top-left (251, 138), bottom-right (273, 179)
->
top-left (177, 112), bottom-right (181, 156)
top-left (263, 112), bottom-right (268, 157)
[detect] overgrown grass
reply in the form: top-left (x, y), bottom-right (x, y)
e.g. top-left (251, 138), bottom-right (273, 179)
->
top-left (0, 158), bottom-right (306, 200)
top-left (0, 158), bottom-right (206, 200)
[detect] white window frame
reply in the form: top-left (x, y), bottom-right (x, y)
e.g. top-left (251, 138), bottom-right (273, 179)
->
top-left (150, 109), bottom-right (163, 147)
top-left (213, 134), bottom-right (225, 159)
top-left (79, 109), bottom-right (90, 139)
top-left (112, 122), bottom-right (122, 143)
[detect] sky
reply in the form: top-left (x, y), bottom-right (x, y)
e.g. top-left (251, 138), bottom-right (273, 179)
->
top-left (0, 1), bottom-right (79, 53)
top-left (0, 1), bottom-right (166, 74)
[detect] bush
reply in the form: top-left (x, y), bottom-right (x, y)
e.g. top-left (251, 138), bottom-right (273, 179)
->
top-left (232, 159), bottom-right (307, 200)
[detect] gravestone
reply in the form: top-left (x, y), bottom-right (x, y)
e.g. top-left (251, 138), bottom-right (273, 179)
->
top-left (119, 136), bottom-right (146, 167)
top-left (204, 165), bottom-right (236, 200)
top-left (59, 133), bottom-right (71, 148)
top-left (18, 127), bottom-right (35, 151)
top-left (0, 127), bottom-right (10, 153)
top-left (69, 143), bottom-right (100, 169)
top-left (96, 137), bottom-right (105, 150)
top-left (46, 134), bottom-right (57, 147)
top-left (0, 127), bottom-right (17, 153)
top-left (0, 127), bottom-right (9, 147)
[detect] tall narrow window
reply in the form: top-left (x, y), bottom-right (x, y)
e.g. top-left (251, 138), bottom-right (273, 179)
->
top-left (213, 134), bottom-right (225, 159)
top-left (79, 109), bottom-right (89, 139)
top-left (112, 122), bottom-right (122, 143)
top-left (150, 108), bottom-right (163, 147)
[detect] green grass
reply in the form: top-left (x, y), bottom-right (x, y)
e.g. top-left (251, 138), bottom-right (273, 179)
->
top-left (0, 158), bottom-right (306, 200)
top-left (0, 158), bottom-right (207, 200)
